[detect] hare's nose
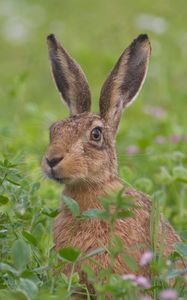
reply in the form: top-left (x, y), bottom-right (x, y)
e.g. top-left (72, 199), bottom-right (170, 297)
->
top-left (46, 156), bottom-right (63, 168)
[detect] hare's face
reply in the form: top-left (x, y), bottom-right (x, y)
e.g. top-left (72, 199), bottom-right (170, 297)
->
top-left (43, 34), bottom-right (151, 186)
top-left (42, 113), bottom-right (117, 185)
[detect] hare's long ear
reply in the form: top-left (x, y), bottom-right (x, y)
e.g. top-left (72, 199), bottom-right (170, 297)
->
top-left (99, 34), bottom-right (151, 135)
top-left (47, 34), bottom-right (91, 115)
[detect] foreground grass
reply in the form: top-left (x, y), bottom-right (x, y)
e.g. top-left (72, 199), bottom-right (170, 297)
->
top-left (0, 154), bottom-right (187, 299)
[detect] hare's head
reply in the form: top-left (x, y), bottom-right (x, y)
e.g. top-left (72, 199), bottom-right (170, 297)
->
top-left (42, 34), bottom-right (151, 187)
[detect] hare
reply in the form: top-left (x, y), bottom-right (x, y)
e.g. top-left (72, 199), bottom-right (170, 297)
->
top-left (42, 33), bottom-right (183, 292)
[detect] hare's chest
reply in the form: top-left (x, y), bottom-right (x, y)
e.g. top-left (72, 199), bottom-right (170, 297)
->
top-left (54, 211), bottom-right (109, 253)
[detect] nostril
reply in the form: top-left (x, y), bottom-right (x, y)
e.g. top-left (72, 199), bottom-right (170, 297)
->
top-left (46, 156), bottom-right (63, 168)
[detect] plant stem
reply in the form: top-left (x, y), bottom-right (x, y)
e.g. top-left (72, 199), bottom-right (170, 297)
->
top-left (68, 263), bottom-right (75, 294)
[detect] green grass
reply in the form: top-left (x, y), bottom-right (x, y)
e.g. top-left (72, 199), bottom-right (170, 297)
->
top-left (0, 0), bottom-right (187, 299)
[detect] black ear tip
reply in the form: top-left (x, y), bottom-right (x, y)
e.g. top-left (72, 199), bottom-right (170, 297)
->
top-left (47, 33), bottom-right (58, 50)
top-left (47, 33), bottom-right (56, 42)
top-left (137, 33), bottom-right (149, 42)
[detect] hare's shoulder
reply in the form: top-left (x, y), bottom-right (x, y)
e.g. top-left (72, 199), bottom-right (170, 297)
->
top-left (54, 204), bottom-right (109, 252)
top-left (115, 188), bottom-right (152, 249)
top-left (53, 187), bottom-right (151, 251)
top-left (124, 187), bottom-right (151, 209)
top-left (117, 187), bottom-right (181, 255)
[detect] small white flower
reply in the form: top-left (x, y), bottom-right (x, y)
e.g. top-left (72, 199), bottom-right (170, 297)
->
top-left (122, 274), bottom-right (136, 281)
top-left (135, 14), bottom-right (168, 35)
top-left (2, 16), bottom-right (31, 43)
top-left (166, 259), bottom-right (172, 266)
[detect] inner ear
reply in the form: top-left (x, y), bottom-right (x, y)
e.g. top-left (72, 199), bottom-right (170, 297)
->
top-left (47, 34), bottom-right (91, 115)
top-left (99, 34), bottom-right (151, 135)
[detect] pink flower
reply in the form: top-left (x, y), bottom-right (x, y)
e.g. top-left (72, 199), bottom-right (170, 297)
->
top-left (155, 135), bottom-right (166, 144)
top-left (144, 105), bottom-right (166, 118)
top-left (140, 296), bottom-right (153, 300)
top-left (135, 276), bottom-right (151, 289)
top-left (140, 250), bottom-right (153, 267)
top-left (170, 134), bottom-right (181, 143)
top-left (159, 289), bottom-right (178, 300)
top-left (127, 145), bottom-right (139, 155)
top-left (122, 274), bottom-right (136, 281)
top-left (122, 274), bottom-right (151, 290)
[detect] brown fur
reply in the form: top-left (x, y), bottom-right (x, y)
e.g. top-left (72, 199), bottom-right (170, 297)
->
top-left (99, 34), bottom-right (151, 135)
top-left (54, 184), bottom-right (181, 272)
top-left (47, 34), bottom-right (91, 115)
top-left (42, 34), bottom-right (184, 297)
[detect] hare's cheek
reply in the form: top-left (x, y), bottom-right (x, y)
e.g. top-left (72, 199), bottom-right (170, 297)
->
top-left (60, 155), bottom-right (88, 178)
top-left (87, 151), bottom-right (108, 172)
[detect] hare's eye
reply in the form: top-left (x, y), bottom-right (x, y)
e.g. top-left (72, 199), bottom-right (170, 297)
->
top-left (90, 127), bottom-right (102, 141)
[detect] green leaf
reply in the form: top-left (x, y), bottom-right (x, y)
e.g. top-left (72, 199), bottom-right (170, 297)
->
top-left (71, 272), bottom-right (79, 284)
top-left (32, 223), bottom-right (45, 241)
top-left (173, 166), bottom-right (187, 183)
top-left (84, 247), bottom-right (106, 259)
top-left (42, 208), bottom-right (59, 218)
top-left (33, 265), bottom-right (49, 272)
top-left (175, 242), bottom-right (187, 259)
top-left (18, 278), bottom-right (38, 300)
top-left (12, 239), bottom-right (31, 271)
top-left (0, 290), bottom-right (27, 300)
top-left (166, 267), bottom-right (187, 279)
top-left (82, 208), bottom-right (101, 218)
top-left (0, 263), bottom-right (18, 276)
top-left (120, 166), bottom-right (134, 182)
top-left (31, 182), bottom-right (40, 193)
top-left (0, 195), bottom-right (9, 204)
top-left (123, 254), bottom-right (138, 272)
top-left (151, 190), bottom-right (166, 204)
top-left (3, 158), bottom-right (9, 167)
top-left (22, 231), bottom-right (37, 247)
top-left (172, 151), bottom-right (186, 163)
top-left (63, 196), bottom-right (80, 217)
top-left (81, 264), bottom-right (95, 281)
top-left (155, 167), bottom-right (173, 185)
top-left (59, 247), bottom-right (80, 262)
top-left (109, 236), bottom-right (123, 257)
top-left (134, 177), bottom-right (153, 193)
top-left (6, 177), bottom-right (20, 186)
top-left (0, 229), bottom-right (8, 237)
top-left (169, 250), bottom-right (182, 262)
top-left (59, 272), bottom-right (68, 285)
top-left (180, 230), bottom-right (187, 241)
top-left (116, 210), bottom-right (133, 219)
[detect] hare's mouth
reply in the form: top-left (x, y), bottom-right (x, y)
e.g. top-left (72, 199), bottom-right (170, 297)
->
top-left (53, 176), bottom-right (64, 183)
top-left (45, 168), bottom-right (66, 184)
top-left (50, 171), bottom-right (68, 184)
top-left (51, 174), bottom-right (71, 184)
top-left (42, 158), bottom-right (76, 184)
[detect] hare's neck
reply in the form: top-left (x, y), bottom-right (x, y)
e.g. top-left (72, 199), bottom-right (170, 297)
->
top-left (63, 177), bottom-right (123, 212)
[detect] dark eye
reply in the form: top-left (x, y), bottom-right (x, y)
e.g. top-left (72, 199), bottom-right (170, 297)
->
top-left (90, 127), bottom-right (102, 141)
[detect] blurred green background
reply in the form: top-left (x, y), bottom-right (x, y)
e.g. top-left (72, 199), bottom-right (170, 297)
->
top-left (0, 0), bottom-right (187, 227)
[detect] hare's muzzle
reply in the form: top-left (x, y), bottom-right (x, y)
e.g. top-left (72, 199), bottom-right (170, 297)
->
top-left (46, 156), bottom-right (63, 168)
top-left (42, 154), bottom-right (65, 183)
